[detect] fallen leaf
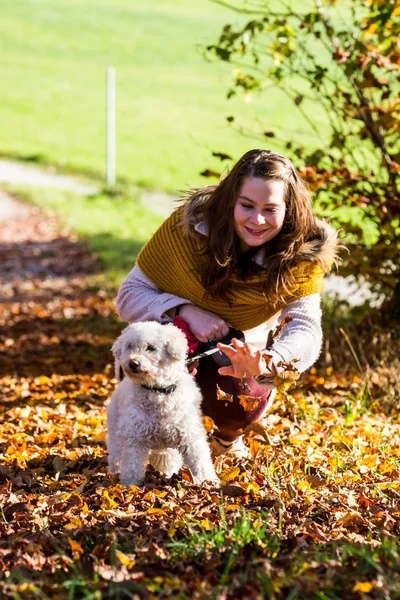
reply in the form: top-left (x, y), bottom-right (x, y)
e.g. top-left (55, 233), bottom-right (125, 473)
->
top-left (243, 422), bottom-right (273, 445)
top-left (115, 550), bottom-right (135, 569)
top-left (305, 474), bottom-right (326, 488)
top-left (220, 466), bottom-right (240, 482)
top-left (353, 581), bottom-right (375, 593)
top-left (220, 484), bottom-right (248, 497)
top-left (200, 518), bottom-right (214, 531)
top-left (274, 370), bottom-right (300, 393)
top-left (68, 537), bottom-right (84, 557)
top-left (225, 504), bottom-right (241, 511)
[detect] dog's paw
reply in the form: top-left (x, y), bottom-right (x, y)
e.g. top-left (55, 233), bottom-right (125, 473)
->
top-left (194, 468), bottom-right (220, 485)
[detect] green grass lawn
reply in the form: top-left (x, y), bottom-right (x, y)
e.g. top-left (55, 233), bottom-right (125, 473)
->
top-left (0, 0), bottom-right (325, 193)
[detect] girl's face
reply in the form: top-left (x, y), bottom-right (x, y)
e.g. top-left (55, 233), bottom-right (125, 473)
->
top-left (233, 177), bottom-right (286, 252)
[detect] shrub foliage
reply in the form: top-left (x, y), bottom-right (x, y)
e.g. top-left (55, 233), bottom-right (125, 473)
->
top-left (206, 0), bottom-right (400, 309)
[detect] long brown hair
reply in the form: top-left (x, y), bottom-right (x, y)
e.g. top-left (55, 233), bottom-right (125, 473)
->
top-left (183, 149), bottom-right (320, 306)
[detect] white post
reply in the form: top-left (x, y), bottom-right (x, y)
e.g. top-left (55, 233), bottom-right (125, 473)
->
top-left (106, 67), bottom-right (116, 188)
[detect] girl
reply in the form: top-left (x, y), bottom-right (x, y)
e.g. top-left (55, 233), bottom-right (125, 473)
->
top-left (116, 149), bottom-right (339, 457)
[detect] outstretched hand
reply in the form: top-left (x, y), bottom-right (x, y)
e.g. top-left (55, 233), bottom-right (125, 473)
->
top-left (217, 338), bottom-right (276, 381)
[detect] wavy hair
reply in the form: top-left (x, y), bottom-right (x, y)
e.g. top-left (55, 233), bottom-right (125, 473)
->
top-left (183, 149), bottom-right (320, 306)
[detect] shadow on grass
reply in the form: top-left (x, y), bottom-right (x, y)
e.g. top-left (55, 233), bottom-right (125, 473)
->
top-left (82, 232), bottom-right (146, 280)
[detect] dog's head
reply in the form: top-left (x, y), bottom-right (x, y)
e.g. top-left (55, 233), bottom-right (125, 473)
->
top-left (112, 322), bottom-right (188, 386)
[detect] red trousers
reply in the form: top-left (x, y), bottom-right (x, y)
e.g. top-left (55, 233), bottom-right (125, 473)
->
top-left (195, 356), bottom-right (273, 442)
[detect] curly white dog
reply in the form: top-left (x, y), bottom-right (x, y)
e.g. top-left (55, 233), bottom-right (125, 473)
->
top-left (107, 321), bottom-right (218, 487)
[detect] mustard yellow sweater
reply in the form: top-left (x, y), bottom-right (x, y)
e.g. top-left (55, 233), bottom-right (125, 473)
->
top-left (137, 206), bottom-right (327, 331)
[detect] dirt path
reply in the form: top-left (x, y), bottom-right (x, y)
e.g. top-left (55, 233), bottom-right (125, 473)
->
top-left (0, 189), bottom-right (121, 378)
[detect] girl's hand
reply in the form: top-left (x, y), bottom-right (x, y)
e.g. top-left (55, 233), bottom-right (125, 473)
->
top-left (179, 305), bottom-right (230, 343)
top-left (217, 338), bottom-right (275, 380)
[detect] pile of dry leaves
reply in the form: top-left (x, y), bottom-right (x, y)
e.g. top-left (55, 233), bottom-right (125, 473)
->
top-left (1, 196), bottom-right (399, 599)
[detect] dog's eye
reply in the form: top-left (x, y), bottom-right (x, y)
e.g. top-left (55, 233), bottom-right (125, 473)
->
top-left (146, 344), bottom-right (156, 352)
top-left (127, 343), bottom-right (133, 350)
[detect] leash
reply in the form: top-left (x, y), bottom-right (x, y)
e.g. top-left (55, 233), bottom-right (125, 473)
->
top-left (186, 327), bottom-right (245, 367)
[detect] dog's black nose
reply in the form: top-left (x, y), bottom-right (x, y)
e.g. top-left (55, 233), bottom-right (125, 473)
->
top-left (128, 359), bottom-right (141, 372)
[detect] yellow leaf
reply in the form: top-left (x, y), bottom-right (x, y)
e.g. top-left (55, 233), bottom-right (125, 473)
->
top-left (116, 550), bottom-right (135, 568)
top-left (220, 466), bottom-right (240, 482)
top-left (200, 518), bottom-right (214, 531)
top-left (36, 376), bottom-right (52, 385)
top-left (154, 490), bottom-right (169, 498)
top-left (145, 508), bottom-right (167, 516)
top-left (353, 581), bottom-right (374, 593)
top-left (101, 490), bottom-right (119, 510)
top-left (360, 455), bottom-right (378, 470)
top-left (68, 537), bottom-right (84, 556)
top-left (336, 512), bottom-right (365, 527)
top-left (203, 416), bottom-right (217, 433)
top-left (64, 517), bottom-right (83, 530)
top-left (245, 482), bottom-right (260, 494)
top-left (225, 504), bottom-right (241, 511)
top-left (38, 408), bottom-right (49, 421)
top-left (297, 480), bottom-right (312, 492)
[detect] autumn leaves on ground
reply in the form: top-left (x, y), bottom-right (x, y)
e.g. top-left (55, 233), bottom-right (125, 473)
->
top-left (1, 195), bottom-right (400, 600)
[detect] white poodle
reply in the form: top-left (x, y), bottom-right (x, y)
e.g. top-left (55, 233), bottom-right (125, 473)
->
top-left (107, 321), bottom-right (218, 487)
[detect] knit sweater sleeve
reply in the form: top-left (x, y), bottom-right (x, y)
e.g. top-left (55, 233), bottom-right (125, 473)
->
top-left (267, 293), bottom-right (322, 373)
top-left (116, 264), bottom-right (193, 323)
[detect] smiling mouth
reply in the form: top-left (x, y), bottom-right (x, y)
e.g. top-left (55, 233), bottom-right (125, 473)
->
top-left (245, 227), bottom-right (267, 236)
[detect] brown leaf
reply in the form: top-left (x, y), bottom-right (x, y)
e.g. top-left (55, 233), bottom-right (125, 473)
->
top-left (244, 422), bottom-right (273, 445)
top-left (305, 474), bottom-right (326, 488)
top-left (212, 152), bottom-right (232, 161)
top-left (53, 456), bottom-right (68, 477)
top-left (220, 484), bottom-right (247, 497)
top-left (200, 169), bottom-right (221, 179)
top-left (216, 384), bottom-right (234, 402)
top-left (261, 353), bottom-right (273, 369)
top-left (266, 316), bottom-right (293, 349)
top-left (181, 468), bottom-right (195, 483)
top-left (240, 375), bottom-right (251, 392)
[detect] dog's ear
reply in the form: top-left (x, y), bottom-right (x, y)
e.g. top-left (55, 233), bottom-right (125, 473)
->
top-left (112, 328), bottom-right (128, 359)
top-left (165, 324), bottom-right (188, 361)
